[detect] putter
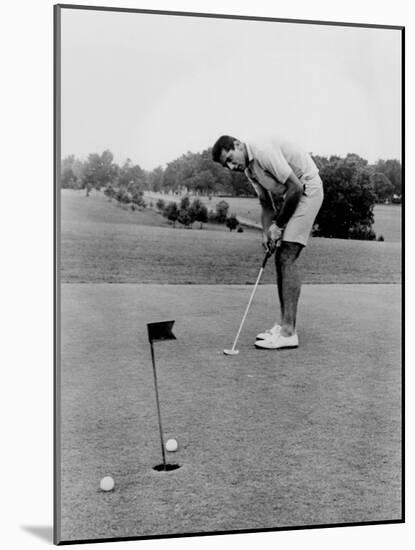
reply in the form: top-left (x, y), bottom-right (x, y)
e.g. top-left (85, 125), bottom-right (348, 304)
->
top-left (224, 249), bottom-right (273, 356)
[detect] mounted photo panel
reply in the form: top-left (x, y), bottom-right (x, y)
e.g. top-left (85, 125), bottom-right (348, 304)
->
top-left (54, 4), bottom-right (404, 545)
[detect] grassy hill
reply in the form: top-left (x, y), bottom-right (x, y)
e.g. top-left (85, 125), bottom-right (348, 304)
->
top-left (145, 192), bottom-right (402, 243)
top-left (60, 190), bottom-right (401, 284)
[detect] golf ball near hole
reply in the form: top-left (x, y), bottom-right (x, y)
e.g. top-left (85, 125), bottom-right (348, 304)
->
top-left (100, 476), bottom-right (115, 491)
top-left (165, 439), bottom-right (178, 452)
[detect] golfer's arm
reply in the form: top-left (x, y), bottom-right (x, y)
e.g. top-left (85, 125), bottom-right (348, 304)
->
top-left (274, 172), bottom-right (303, 228)
top-left (260, 200), bottom-right (275, 232)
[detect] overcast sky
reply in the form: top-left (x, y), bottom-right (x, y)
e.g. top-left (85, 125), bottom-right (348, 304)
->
top-left (60, 8), bottom-right (402, 170)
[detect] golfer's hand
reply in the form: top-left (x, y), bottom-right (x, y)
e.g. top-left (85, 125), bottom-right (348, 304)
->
top-left (263, 223), bottom-right (283, 253)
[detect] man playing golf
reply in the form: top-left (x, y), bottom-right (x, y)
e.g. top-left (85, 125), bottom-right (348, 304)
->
top-left (212, 135), bottom-right (324, 350)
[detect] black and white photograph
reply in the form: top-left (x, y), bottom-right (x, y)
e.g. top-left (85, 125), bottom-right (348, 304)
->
top-left (54, 3), bottom-right (403, 546)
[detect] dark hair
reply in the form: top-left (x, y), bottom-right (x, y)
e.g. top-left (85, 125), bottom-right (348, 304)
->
top-left (212, 135), bottom-right (238, 163)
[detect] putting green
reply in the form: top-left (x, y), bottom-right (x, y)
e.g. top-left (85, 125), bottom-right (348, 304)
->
top-left (58, 283), bottom-right (401, 542)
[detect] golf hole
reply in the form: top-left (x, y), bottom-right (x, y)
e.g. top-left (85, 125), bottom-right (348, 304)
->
top-left (153, 463), bottom-right (181, 472)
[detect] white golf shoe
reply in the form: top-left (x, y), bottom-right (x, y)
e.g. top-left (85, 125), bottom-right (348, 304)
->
top-left (256, 324), bottom-right (281, 340)
top-left (255, 332), bottom-right (299, 349)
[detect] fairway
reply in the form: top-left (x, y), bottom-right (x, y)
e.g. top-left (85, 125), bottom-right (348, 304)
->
top-left (58, 283), bottom-right (401, 541)
top-left (61, 190), bottom-right (401, 284)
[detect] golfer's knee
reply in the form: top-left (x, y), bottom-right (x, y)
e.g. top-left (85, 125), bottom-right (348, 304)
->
top-left (278, 243), bottom-right (302, 266)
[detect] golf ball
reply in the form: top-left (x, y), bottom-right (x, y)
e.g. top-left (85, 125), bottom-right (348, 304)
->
top-left (100, 476), bottom-right (115, 491)
top-left (165, 438), bottom-right (178, 452)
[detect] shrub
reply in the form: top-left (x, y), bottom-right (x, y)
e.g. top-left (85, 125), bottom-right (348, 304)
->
top-left (348, 223), bottom-right (376, 241)
top-left (163, 201), bottom-right (179, 227)
top-left (115, 188), bottom-right (131, 204)
top-left (177, 208), bottom-right (192, 228)
top-left (131, 190), bottom-right (146, 208)
top-left (208, 209), bottom-right (218, 223)
top-left (215, 200), bottom-right (230, 223)
top-left (226, 214), bottom-right (239, 232)
top-left (104, 184), bottom-right (115, 201)
top-left (156, 198), bottom-right (166, 211)
top-left (190, 199), bottom-right (208, 229)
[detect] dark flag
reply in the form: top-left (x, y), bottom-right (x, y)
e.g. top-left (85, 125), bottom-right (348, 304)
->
top-left (146, 320), bottom-right (177, 470)
top-left (147, 320), bottom-right (176, 343)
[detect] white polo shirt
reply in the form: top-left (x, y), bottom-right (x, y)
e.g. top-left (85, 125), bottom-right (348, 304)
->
top-left (244, 137), bottom-right (320, 210)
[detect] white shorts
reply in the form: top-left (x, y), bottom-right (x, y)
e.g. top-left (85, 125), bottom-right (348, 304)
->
top-left (282, 174), bottom-right (324, 246)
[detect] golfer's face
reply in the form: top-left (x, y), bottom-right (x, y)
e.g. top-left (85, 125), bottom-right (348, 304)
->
top-left (220, 142), bottom-right (246, 172)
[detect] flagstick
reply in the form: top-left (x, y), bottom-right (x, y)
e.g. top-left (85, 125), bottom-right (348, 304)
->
top-left (149, 339), bottom-right (167, 470)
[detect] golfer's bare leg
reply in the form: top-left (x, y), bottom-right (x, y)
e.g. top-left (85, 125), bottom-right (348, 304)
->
top-left (277, 242), bottom-right (303, 337)
top-left (275, 247), bottom-right (284, 322)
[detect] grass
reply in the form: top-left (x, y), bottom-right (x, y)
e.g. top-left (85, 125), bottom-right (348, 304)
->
top-left (60, 190), bottom-right (401, 284)
top-left (58, 283), bottom-right (402, 542)
top-left (57, 189), bottom-right (402, 543)
top-left (372, 204), bottom-right (402, 242)
top-left (145, 192), bottom-right (402, 242)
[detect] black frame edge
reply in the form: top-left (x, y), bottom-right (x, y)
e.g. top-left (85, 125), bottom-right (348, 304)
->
top-left (54, 3), bottom-right (404, 30)
top-left (53, 3), bottom-right (62, 546)
top-left (56, 519), bottom-right (405, 545)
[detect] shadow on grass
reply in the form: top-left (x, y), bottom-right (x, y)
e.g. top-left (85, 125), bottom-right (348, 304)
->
top-left (21, 525), bottom-right (53, 543)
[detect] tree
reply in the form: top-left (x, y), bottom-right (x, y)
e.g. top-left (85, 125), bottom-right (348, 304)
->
top-left (176, 195), bottom-right (196, 227)
top-left (187, 204), bottom-right (197, 227)
top-left (118, 159), bottom-right (146, 193)
top-left (177, 208), bottom-right (192, 228)
top-left (131, 189), bottom-right (146, 209)
top-left (148, 166), bottom-right (164, 192)
top-left (61, 167), bottom-right (79, 189)
top-left (115, 188), bottom-right (131, 204)
top-left (313, 154), bottom-right (377, 239)
top-left (229, 172), bottom-right (256, 196)
top-left (215, 200), bottom-right (230, 223)
top-left (371, 172), bottom-right (394, 203)
top-left (226, 214), bottom-right (239, 231)
top-left (104, 183), bottom-right (116, 201)
top-left (179, 196), bottom-right (191, 210)
top-left (163, 202), bottom-right (179, 227)
top-left (187, 170), bottom-right (217, 195)
top-left (348, 223), bottom-right (376, 240)
top-left (164, 155), bottom-right (194, 194)
top-left (374, 159), bottom-right (402, 196)
top-left (61, 155), bottom-right (84, 189)
top-left (190, 199), bottom-right (208, 229)
top-left (144, 146), bottom-right (258, 197)
top-left (153, 147), bottom-right (256, 196)
top-left (82, 150), bottom-right (118, 191)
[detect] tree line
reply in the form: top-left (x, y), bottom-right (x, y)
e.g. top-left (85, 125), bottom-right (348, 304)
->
top-left (61, 148), bottom-right (253, 197)
top-left (61, 147), bottom-right (402, 240)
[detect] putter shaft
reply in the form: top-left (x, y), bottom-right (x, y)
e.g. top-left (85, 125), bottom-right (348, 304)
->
top-left (228, 265), bottom-right (265, 352)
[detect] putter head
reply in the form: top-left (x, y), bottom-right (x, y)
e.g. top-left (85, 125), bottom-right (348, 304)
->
top-left (223, 349), bottom-right (239, 356)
